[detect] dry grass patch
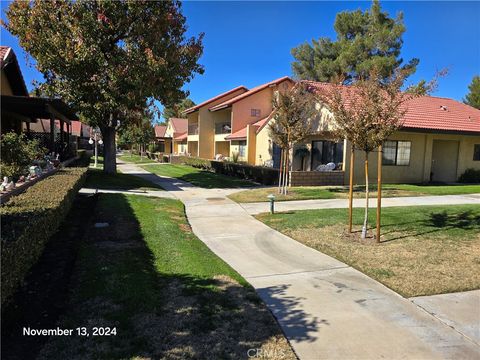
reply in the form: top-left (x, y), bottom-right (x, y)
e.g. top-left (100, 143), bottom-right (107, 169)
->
top-left (257, 205), bottom-right (480, 297)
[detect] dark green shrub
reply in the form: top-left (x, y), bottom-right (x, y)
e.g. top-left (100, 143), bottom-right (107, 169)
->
top-left (0, 132), bottom-right (46, 181)
top-left (1, 168), bottom-right (87, 306)
top-left (458, 168), bottom-right (480, 183)
top-left (177, 156), bottom-right (279, 185)
top-left (148, 143), bottom-right (159, 153)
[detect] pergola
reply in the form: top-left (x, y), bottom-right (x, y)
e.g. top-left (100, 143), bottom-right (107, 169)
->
top-left (1, 95), bottom-right (78, 156)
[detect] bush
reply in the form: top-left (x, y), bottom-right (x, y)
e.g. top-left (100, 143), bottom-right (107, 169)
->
top-left (459, 168), bottom-right (480, 183)
top-left (148, 143), bottom-right (158, 153)
top-left (1, 167), bottom-right (87, 306)
top-left (0, 132), bottom-right (46, 181)
top-left (176, 156), bottom-right (279, 185)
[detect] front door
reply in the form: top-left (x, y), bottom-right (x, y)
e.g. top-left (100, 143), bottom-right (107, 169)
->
top-left (431, 140), bottom-right (459, 182)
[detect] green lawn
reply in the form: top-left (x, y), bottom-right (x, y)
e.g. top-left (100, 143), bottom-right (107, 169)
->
top-left (38, 194), bottom-right (294, 359)
top-left (118, 153), bottom-right (157, 164)
top-left (85, 156), bottom-right (163, 191)
top-left (142, 164), bottom-right (255, 189)
top-left (229, 183), bottom-right (480, 203)
top-left (257, 205), bottom-right (480, 297)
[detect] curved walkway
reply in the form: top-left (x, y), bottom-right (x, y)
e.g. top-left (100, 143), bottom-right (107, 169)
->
top-left (119, 161), bottom-right (480, 359)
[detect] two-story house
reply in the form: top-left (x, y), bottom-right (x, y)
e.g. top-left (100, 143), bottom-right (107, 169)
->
top-left (184, 77), bottom-right (293, 163)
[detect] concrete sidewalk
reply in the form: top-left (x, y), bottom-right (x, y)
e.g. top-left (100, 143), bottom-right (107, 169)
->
top-left (79, 187), bottom-right (175, 199)
top-left (411, 290), bottom-right (480, 345)
top-left (240, 193), bottom-right (480, 215)
top-left (118, 161), bottom-right (480, 359)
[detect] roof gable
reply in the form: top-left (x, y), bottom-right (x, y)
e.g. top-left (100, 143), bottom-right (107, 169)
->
top-left (1, 46), bottom-right (29, 96)
top-left (184, 86), bottom-right (248, 114)
top-left (209, 76), bottom-right (293, 112)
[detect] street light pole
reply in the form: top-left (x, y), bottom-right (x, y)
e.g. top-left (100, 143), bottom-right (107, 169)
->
top-left (89, 128), bottom-right (103, 168)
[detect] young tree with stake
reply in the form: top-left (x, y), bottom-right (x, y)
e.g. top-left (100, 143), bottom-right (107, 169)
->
top-left (316, 68), bottom-right (441, 240)
top-left (269, 84), bottom-right (317, 195)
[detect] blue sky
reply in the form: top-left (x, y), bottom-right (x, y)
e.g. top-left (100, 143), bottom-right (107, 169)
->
top-left (2, 1), bottom-right (479, 111)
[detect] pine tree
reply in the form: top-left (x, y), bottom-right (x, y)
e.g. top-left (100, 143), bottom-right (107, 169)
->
top-left (464, 76), bottom-right (480, 110)
top-left (291, 0), bottom-right (419, 83)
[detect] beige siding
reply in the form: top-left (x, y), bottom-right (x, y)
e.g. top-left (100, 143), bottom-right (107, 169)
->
top-left (343, 131), bottom-right (480, 185)
top-left (255, 123), bottom-right (273, 166)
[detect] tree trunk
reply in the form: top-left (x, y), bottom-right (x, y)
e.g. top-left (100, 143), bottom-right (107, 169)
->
top-left (278, 149), bottom-right (284, 194)
top-left (348, 147), bottom-right (355, 233)
top-left (102, 125), bottom-right (117, 174)
top-left (376, 145), bottom-right (383, 242)
top-left (361, 152), bottom-right (369, 239)
top-left (282, 149), bottom-right (289, 195)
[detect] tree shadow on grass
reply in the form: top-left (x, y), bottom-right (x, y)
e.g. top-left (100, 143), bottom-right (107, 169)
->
top-left (381, 210), bottom-right (480, 243)
top-left (36, 194), bottom-right (296, 360)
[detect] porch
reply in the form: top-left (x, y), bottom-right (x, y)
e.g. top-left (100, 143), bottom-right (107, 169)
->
top-left (1, 95), bottom-right (78, 160)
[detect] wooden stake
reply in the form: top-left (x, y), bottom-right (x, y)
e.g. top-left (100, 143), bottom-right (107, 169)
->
top-left (348, 147), bottom-right (354, 233)
top-left (376, 145), bottom-right (383, 243)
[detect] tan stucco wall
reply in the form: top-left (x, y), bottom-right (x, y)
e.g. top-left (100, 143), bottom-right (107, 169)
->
top-left (188, 141), bottom-right (198, 157)
top-left (255, 123), bottom-right (273, 166)
top-left (231, 87), bottom-right (273, 133)
top-left (195, 88), bottom-right (245, 159)
top-left (175, 141), bottom-right (187, 154)
top-left (342, 131), bottom-right (480, 185)
top-left (215, 141), bottom-right (230, 157)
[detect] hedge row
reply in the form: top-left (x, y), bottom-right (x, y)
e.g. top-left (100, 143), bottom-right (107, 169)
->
top-left (175, 156), bottom-right (279, 185)
top-left (1, 167), bottom-right (88, 306)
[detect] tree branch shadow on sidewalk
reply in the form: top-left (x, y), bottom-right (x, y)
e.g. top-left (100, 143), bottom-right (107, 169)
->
top-left (36, 194), bottom-right (295, 360)
top-left (256, 284), bottom-right (322, 344)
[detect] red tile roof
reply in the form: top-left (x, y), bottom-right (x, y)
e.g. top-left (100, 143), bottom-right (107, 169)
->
top-left (225, 112), bottom-right (274, 140)
top-left (225, 127), bottom-right (247, 140)
top-left (209, 76), bottom-right (293, 111)
top-left (401, 96), bottom-right (480, 133)
top-left (154, 125), bottom-right (167, 138)
top-left (169, 117), bottom-right (187, 134)
top-left (305, 81), bottom-right (480, 134)
top-left (174, 132), bottom-right (187, 141)
top-left (184, 86), bottom-right (248, 114)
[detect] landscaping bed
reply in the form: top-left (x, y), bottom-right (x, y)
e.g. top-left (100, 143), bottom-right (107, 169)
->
top-left (229, 183), bottom-right (480, 203)
top-left (142, 164), bottom-right (255, 189)
top-left (257, 204), bottom-right (480, 297)
top-left (171, 156), bottom-right (279, 185)
top-left (1, 167), bottom-right (87, 306)
top-left (36, 194), bottom-right (295, 359)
